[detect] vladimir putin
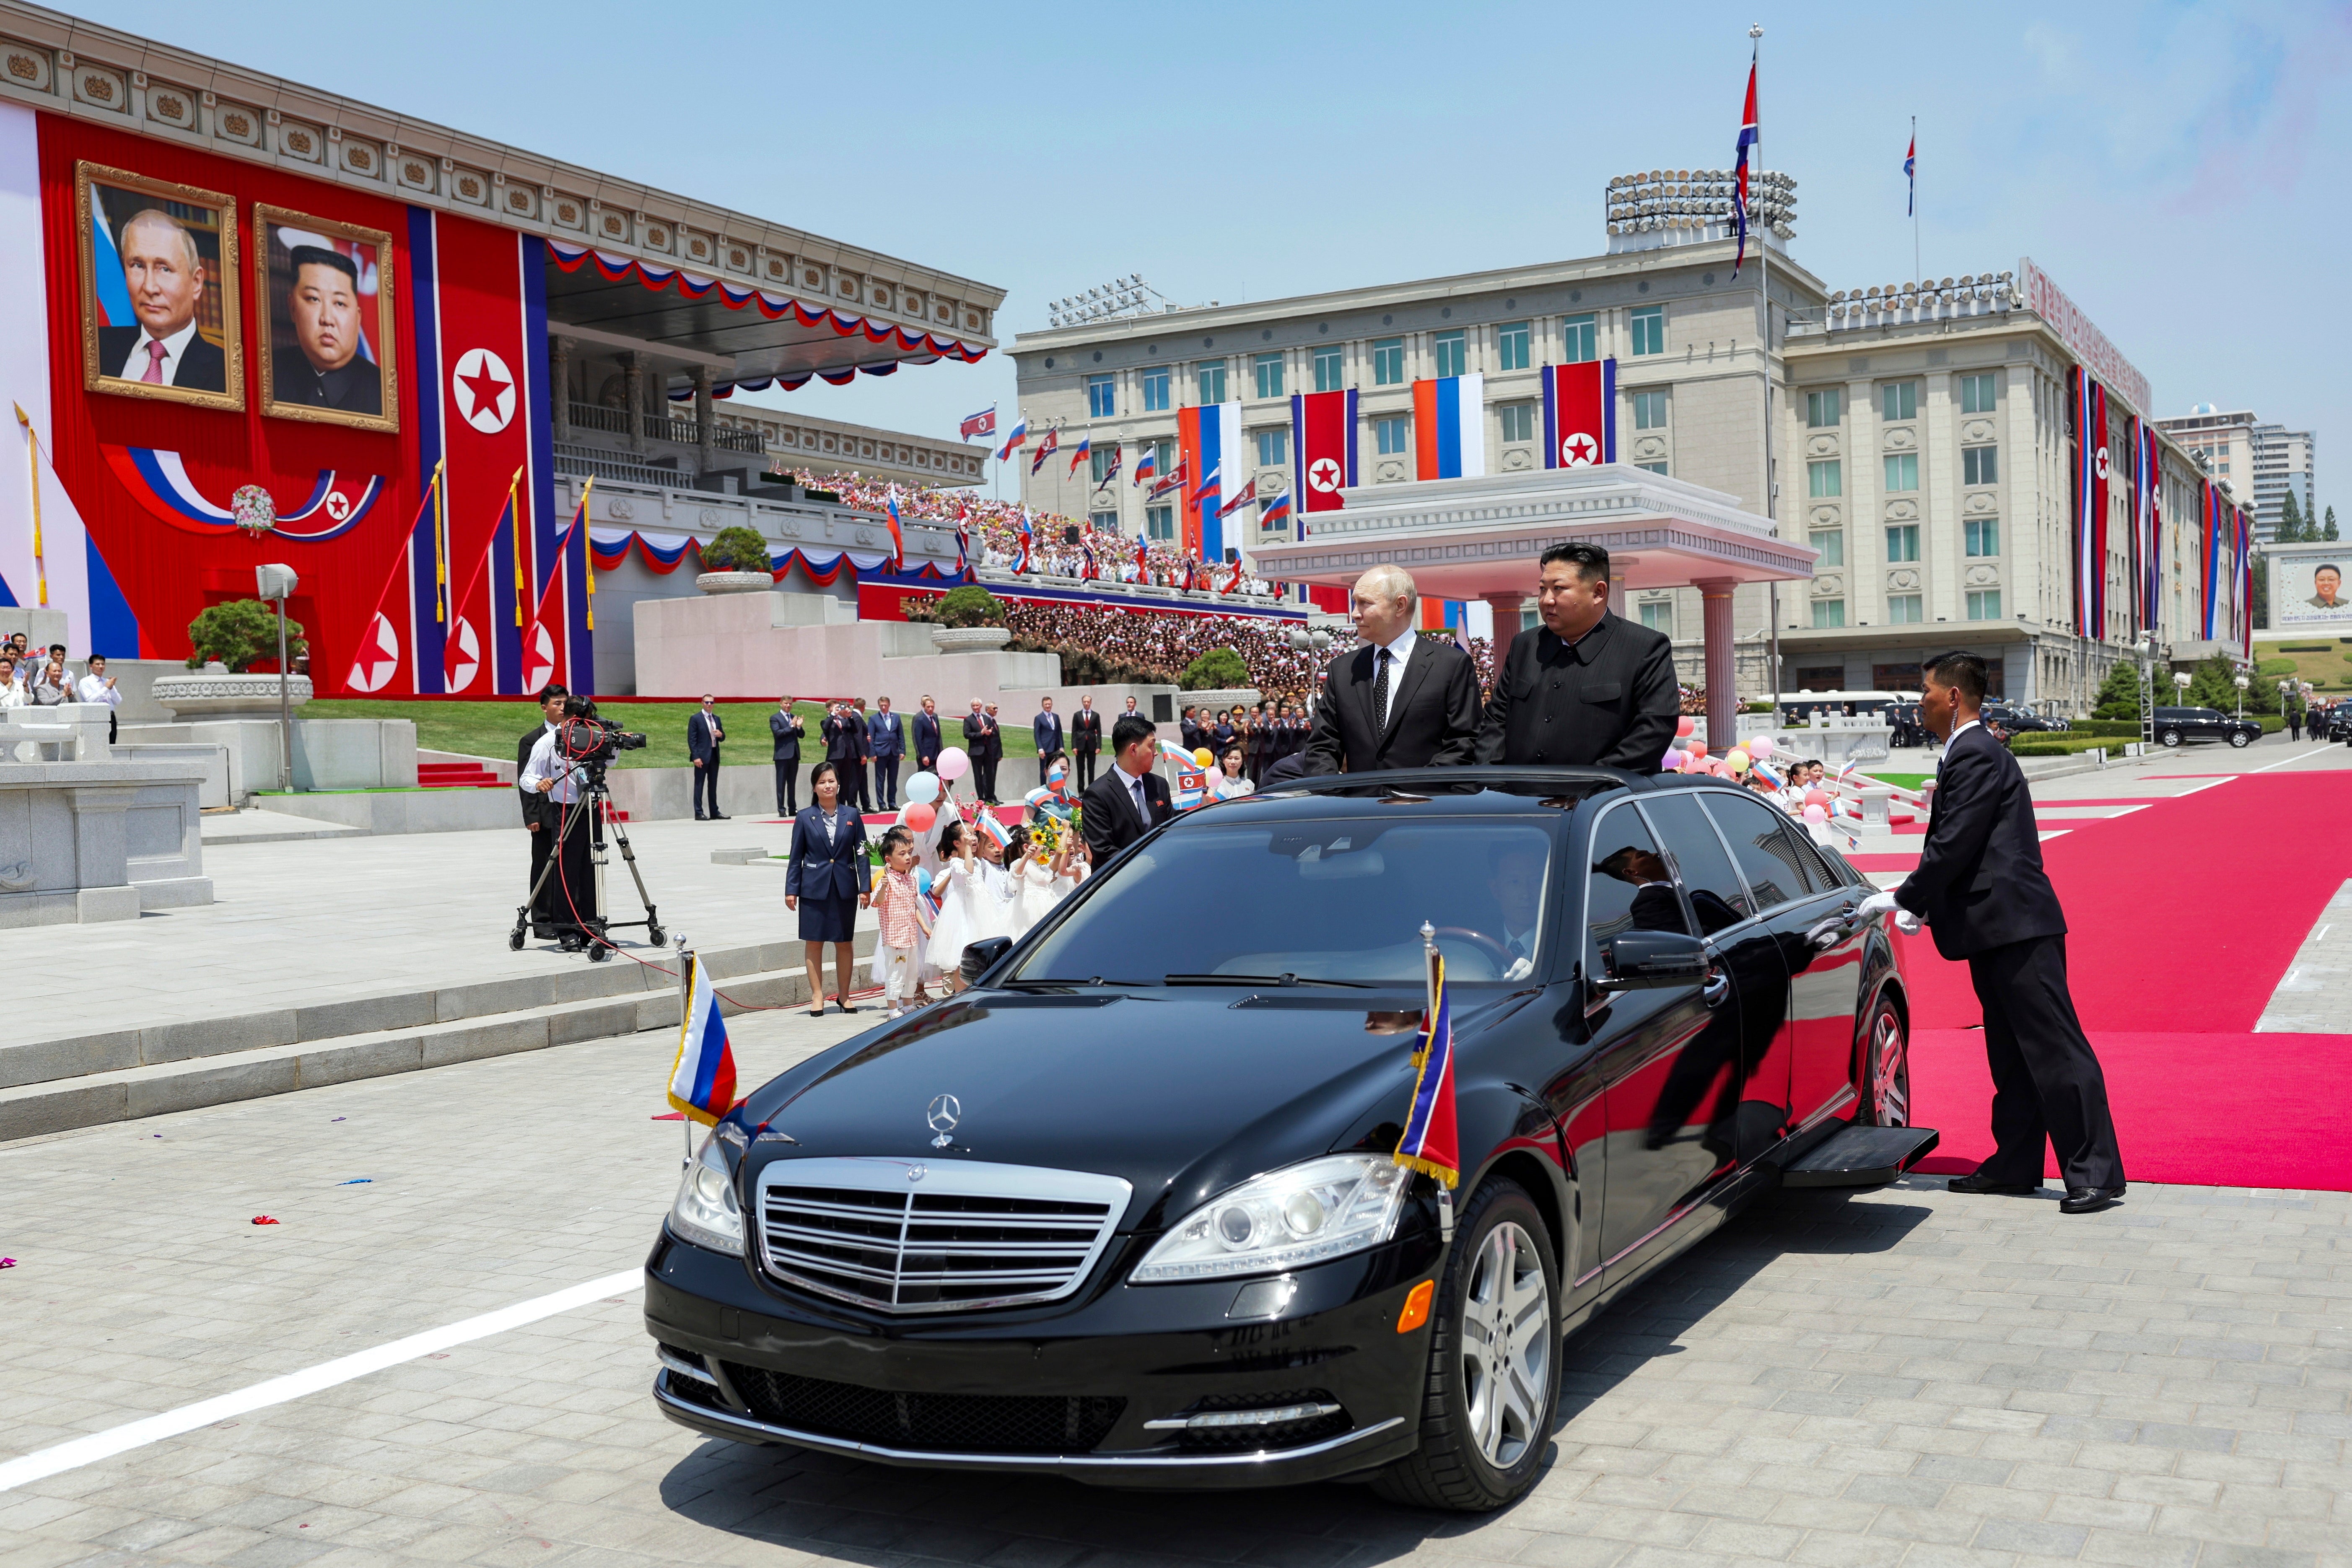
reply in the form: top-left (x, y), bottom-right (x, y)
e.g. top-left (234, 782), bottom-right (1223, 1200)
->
top-left (1301, 563), bottom-right (1481, 774)
top-left (274, 246), bottom-right (380, 413)
top-left (97, 209), bottom-right (226, 392)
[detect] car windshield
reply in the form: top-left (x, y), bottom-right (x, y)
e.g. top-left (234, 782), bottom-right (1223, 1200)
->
top-left (1016, 816), bottom-right (1558, 986)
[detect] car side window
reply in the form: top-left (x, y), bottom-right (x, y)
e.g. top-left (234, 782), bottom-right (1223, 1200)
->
top-left (1699, 792), bottom-right (1814, 912)
top-left (1638, 793), bottom-right (1751, 934)
top-left (1584, 805), bottom-right (1691, 977)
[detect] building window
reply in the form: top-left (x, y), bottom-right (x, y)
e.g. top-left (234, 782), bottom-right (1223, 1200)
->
top-left (1372, 337), bottom-right (1404, 385)
top-left (1964, 516), bottom-right (2000, 556)
top-left (1196, 363), bottom-right (1227, 404)
top-left (1812, 599), bottom-right (1846, 629)
top-left (1433, 329), bottom-right (1467, 379)
top-left (1255, 428), bottom-right (1287, 467)
top-left (1253, 352), bottom-right (1284, 400)
top-left (1146, 504), bottom-right (1175, 541)
top-left (1497, 321), bottom-right (1530, 371)
top-left (1966, 589), bottom-right (2002, 620)
top-left (1141, 366), bottom-right (1170, 412)
top-left (1086, 374), bottom-right (1115, 419)
top-left (1089, 448), bottom-right (1117, 484)
top-left (1375, 415), bottom-right (1411, 455)
top-left (1963, 445), bottom-right (1998, 485)
top-left (1888, 594), bottom-right (1924, 624)
top-left (1090, 510), bottom-right (1118, 534)
top-left (1883, 452), bottom-right (1919, 492)
top-left (1885, 524), bottom-right (1920, 562)
top-left (1629, 305), bottom-right (1665, 357)
top-left (1631, 389), bottom-right (1668, 430)
top-left (1806, 388), bottom-right (1842, 428)
top-left (1499, 403), bottom-right (1534, 443)
top-left (1561, 313), bottom-right (1597, 363)
top-left (1959, 372), bottom-right (1997, 414)
top-left (1151, 437), bottom-right (1175, 474)
top-left (1807, 459), bottom-right (1841, 498)
top-left (1639, 600), bottom-right (1673, 635)
top-left (1881, 381), bottom-right (1919, 422)
top-left (1313, 344), bottom-right (1344, 392)
top-left (1636, 461), bottom-right (1668, 476)
top-left (1809, 528), bottom-right (1843, 566)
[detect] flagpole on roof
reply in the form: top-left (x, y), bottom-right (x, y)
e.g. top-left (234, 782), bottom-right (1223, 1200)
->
top-left (1750, 22), bottom-right (1780, 724)
top-left (1911, 115), bottom-right (1922, 289)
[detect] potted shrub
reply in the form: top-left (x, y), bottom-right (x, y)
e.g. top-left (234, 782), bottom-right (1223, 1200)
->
top-left (931, 586), bottom-right (1012, 652)
top-left (695, 525), bottom-right (775, 593)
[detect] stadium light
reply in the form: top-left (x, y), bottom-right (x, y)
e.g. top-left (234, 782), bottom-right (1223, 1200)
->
top-left (1045, 273), bottom-right (1177, 330)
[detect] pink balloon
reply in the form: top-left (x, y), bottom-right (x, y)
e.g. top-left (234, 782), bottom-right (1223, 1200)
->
top-left (1748, 735), bottom-right (1776, 758)
top-left (1659, 752), bottom-right (1685, 771)
top-left (936, 746), bottom-right (970, 781)
top-left (1675, 716), bottom-right (1696, 738)
top-left (903, 802), bottom-right (936, 832)
top-left (1803, 788), bottom-right (1829, 809)
top-left (1802, 803), bottom-right (1828, 824)
top-left (1687, 742), bottom-right (1708, 760)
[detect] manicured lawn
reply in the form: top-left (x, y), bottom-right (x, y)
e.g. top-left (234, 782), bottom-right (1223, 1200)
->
top-left (304, 698), bottom-right (1036, 768)
top-left (1859, 770), bottom-right (1934, 789)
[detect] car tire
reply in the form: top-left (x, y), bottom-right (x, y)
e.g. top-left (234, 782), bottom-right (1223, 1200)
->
top-left (1371, 1177), bottom-right (1560, 1513)
top-left (2229, 731), bottom-right (2251, 748)
top-left (1856, 992), bottom-right (1909, 1127)
top-left (2159, 730), bottom-right (2182, 748)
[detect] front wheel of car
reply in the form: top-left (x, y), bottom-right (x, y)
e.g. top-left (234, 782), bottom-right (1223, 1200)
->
top-left (2159, 730), bottom-right (2182, 748)
top-left (2229, 731), bottom-right (2252, 748)
top-left (1372, 1178), bottom-right (1560, 1512)
top-left (1857, 994), bottom-right (1909, 1127)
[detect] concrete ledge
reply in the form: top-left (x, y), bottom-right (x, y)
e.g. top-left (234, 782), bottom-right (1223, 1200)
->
top-left (134, 875), bottom-right (215, 911)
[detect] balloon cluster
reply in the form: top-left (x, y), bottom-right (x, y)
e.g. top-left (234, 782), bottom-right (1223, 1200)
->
top-left (1659, 722), bottom-right (1784, 781)
top-left (899, 748), bottom-right (969, 833)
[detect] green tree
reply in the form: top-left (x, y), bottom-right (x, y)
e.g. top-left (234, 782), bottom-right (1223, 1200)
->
top-left (187, 599), bottom-right (306, 672)
top-left (1180, 647), bottom-right (1251, 690)
top-left (2090, 659), bottom-right (2144, 721)
top-left (2327, 505), bottom-right (2339, 542)
top-left (700, 526), bottom-right (772, 574)
top-left (2277, 492), bottom-right (2305, 543)
top-left (934, 585), bottom-right (1006, 627)
top-left (2183, 652), bottom-right (2246, 713)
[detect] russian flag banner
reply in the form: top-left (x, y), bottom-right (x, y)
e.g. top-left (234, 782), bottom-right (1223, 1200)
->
top-left (1542, 361), bottom-right (1617, 469)
top-left (1177, 402), bottom-right (1243, 562)
top-left (666, 951), bottom-right (739, 1126)
top-left (1411, 374), bottom-right (1485, 481)
top-left (1290, 389), bottom-right (1358, 518)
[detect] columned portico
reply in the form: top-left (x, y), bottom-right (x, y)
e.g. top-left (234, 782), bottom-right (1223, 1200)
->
top-left (1696, 579), bottom-right (1739, 747)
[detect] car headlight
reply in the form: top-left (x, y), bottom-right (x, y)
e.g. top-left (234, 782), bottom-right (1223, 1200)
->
top-left (1131, 1154), bottom-right (1411, 1283)
top-left (668, 1132), bottom-right (744, 1256)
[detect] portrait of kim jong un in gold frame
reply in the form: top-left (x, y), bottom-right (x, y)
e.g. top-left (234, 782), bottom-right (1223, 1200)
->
top-left (253, 204), bottom-right (397, 432)
top-left (75, 162), bottom-right (244, 410)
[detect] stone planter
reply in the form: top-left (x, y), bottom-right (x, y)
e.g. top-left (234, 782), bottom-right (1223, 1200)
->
top-left (1178, 687), bottom-right (1262, 712)
top-left (695, 570), bottom-right (775, 594)
top-left (149, 662), bottom-right (313, 721)
top-left (931, 625), bottom-right (1013, 654)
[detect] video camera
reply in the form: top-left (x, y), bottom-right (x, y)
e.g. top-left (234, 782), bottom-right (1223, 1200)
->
top-left (556, 715), bottom-right (647, 773)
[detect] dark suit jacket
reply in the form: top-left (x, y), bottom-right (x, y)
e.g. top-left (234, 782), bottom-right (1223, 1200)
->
top-left (98, 326), bottom-right (227, 392)
top-left (1034, 712), bottom-right (1064, 757)
top-left (687, 710), bottom-right (723, 762)
top-left (1082, 765), bottom-right (1172, 861)
top-left (769, 710), bottom-right (803, 762)
top-left (822, 713), bottom-right (860, 763)
top-left (913, 710), bottom-right (944, 763)
top-left (518, 723), bottom-right (551, 829)
top-left (1895, 722), bottom-right (2067, 960)
top-left (963, 712), bottom-right (999, 758)
top-left (273, 355), bottom-right (383, 414)
top-left (866, 711), bottom-right (905, 759)
top-left (784, 806), bottom-right (870, 902)
top-left (1475, 613), bottom-right (1679, 770)
top-left (1071, 709), bottom-right (1102, 754)
top-left (1303, 637), bottom-right (1482, 775)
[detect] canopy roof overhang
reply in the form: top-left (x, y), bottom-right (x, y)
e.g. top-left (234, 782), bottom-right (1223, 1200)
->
top-left (1249, 466), bottom-right (1817, 600)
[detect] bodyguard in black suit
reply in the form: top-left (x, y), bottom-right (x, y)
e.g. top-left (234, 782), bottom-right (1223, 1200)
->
top-left (519, 684), bottom-right (566, 938)
top-left (1475, 541), bottom-right (1680, 771)
top-left (1070, 697), bottom-right (1102, 789)
top-left (1033, 697), bottom-right (1064, 770)
top-left (1082, 715), bottom-right (1174, 861)
top-left (1302, 565), bottom-right (1481, 775)
top-left (687, 696), bottom-right (726, 820)
top-left (1875, 650), bottom-right (2124, 1213)
top-left (867, 699), bottom-right (906, 811)
top-left (769, 698), bottom-right (805, 816)
top-left (913, 697), bottom-right (944, 773)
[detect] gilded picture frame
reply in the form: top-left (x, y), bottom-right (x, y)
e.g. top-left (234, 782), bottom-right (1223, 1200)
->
top-left (75, 161), bottom-right (244, 411)
top-left (253, 203), bottom-right (398, 433)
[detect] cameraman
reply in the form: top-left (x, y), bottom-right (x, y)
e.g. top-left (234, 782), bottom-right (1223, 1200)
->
top-left (519, 683), bottom-right (566, 940)
top-left (521, 696), bottom-right (602, 953)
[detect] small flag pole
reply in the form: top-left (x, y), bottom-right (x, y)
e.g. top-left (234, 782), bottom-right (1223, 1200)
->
top-left (676, 931), bottom-right (694, 1164)
top-left (1419, 920), bottom-right (1437, 1033)
top-left (1911, 115), bottom-right (1922, 289)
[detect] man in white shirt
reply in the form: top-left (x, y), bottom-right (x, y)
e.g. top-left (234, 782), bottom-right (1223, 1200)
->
top-left (97, 210), bottom-right (227, 393)
top-left (520, 696), bottom-right (600, 952)
top-left (77, 655), bottom-right (122, 743)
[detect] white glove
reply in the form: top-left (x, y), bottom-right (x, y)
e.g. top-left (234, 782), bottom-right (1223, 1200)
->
top-left (1856, 889), bottom-right (1901, 920)
top-left (1893, 908), bottom-right (1924, 936)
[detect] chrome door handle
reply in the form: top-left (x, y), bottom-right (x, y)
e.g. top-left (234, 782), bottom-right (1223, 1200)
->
top-left (1701, 970), bottom-right (1731, 1007)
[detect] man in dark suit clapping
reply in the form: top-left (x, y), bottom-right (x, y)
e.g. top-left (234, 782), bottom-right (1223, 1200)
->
top-left (1862, 650), bottom-right (2125, 1214)
top-left (821, 702), bottom-right (862, 812)
top-left (866, 697), bottom-right (905, 811)
top-left (1303, 564), bottom-right (1481, 775)
top-left (1476, 541), bottom-right (1679, 770)
top-left (770, 696), bottom-right (805, 816)
top-left (1082, 714), bottom-right (1172, 861)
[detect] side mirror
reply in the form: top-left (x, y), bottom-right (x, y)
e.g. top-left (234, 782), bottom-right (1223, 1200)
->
top-left (960, 936), bottom-right (1014, 987)
top-left (1598, 930), bottom-right (1709, 992)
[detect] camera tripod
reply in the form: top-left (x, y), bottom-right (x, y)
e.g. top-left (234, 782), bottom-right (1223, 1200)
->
top-left (508, 772), bottom-right (665, 960)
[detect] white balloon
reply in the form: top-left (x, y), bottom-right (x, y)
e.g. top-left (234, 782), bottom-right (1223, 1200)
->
top-left (905, 771), bottom-right (941, 803)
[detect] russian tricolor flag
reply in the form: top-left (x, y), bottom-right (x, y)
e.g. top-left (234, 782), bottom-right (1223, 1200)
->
top-left (1177, 402), bottom-right (1243, 564)
top-left (1412, 373), bottom-right (1485, 481)
top-left (666, 951), bottom-right (739, 1126)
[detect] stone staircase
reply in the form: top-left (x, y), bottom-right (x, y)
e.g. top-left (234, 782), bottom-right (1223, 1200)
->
top-left (418, 759), bottom-right (506, 789)
top-left (0, 930), bottom-right (875, 1143)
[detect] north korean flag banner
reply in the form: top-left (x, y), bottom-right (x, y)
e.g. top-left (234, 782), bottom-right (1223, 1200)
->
top-left (2070, 367), bottom-right (2108, 638)
top-left (1543, 361), bottom-right (1618, 470)
top-left (1289, 389), bottom-right (1357, 521)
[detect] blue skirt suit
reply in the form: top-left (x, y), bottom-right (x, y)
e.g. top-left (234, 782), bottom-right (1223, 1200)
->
top-left (786, 805), bottom-right (868, 942)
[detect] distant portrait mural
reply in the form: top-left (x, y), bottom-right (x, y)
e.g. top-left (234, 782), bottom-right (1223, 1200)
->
top-left (2274, 555), bottom-right (2352, 629)
top-left (75, 161), bottom-right (243, 409)
top-left (254, 204), bottom-right (396, 430)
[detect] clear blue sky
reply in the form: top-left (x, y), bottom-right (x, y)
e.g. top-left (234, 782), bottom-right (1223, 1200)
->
top-left (71, 0), bottom-right (2352, 513)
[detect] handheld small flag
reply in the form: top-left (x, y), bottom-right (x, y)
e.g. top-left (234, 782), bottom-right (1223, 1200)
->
top-left (954, 502), bottom-right (972, 578)
top-left (976, 809), bottom-right (1013, 850)
top-left (666, 950), bottom-right (739, 1126)
top-left (1393, 924), bottom-right (1460, 1188)
top-left (884, 485), bottom-right (907, 572)
top-left (1015, 508), bottom-right (1035, 573)
top-left (913, 868), bottom-right (940, 936)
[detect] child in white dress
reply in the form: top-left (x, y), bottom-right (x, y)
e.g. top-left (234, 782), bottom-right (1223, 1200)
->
top-left (1006, 825), bottom-right (1085, 937)
top-left (926, 819), bottom-right (1014, 991)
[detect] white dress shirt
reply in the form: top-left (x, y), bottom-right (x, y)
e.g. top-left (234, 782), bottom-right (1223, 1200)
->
top-left (1949, 718), bottom-right (1983, 746)
top-left (520, 729), bottom-right (585, 805)
top-left (1371, 626), bottom-right (1418, 729)
top-left (78, 674), bottom-right (122, 709)
top-left (117, 320), bottom-right (199, 383)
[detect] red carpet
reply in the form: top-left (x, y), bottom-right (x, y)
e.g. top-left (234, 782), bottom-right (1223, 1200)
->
top-left (1894, 772), bottom-right (2352, 1190)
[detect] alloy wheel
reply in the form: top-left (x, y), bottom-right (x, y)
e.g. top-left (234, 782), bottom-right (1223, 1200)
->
top-left (1866, 1005), bottom-right (1909, 1126)
top-left (1460, 1219), bottom-right (1550, 1470)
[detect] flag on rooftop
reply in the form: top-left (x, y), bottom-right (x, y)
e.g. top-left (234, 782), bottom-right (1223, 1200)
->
top-left (1732, 50), bottom-right (1758, 276)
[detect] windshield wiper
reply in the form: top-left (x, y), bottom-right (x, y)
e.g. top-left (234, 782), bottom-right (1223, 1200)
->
top-left (1160, 973), bottom-right (1376, 989)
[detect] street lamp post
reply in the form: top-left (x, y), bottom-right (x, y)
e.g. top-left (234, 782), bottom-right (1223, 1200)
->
top-left (2233, 673), bottom-right (2250, 722)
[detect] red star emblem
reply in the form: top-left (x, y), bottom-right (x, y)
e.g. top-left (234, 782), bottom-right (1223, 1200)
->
top-left (458, 360), bottom-right (510, 418)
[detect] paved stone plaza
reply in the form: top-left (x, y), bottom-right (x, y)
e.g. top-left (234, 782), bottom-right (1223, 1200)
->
top-left (1, 736), bottom-right (2347, 1568)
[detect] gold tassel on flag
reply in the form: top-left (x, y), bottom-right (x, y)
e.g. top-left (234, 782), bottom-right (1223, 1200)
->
top-left (508, 466), bottom-right (526, 628)
top-left (429, 458), bottom-right (448, 622)
top-left (12, 404), bottom-right (49, 607)
top-left (579, 476), bottom-right (596, 630)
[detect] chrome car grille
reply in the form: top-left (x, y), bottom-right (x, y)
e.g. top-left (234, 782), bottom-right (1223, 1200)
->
top-left (755, 1156), bottom-right (1131, 1314)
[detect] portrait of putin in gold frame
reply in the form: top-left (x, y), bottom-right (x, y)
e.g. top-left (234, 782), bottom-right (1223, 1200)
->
top-left (74, 161), bottom-right (244, 410)
top-left (253, 203), bottom-right (398, 433)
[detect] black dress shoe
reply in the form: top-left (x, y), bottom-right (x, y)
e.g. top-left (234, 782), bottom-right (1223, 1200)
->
top-left (1947, 1173), bottom-right (2041, 1195)
top-left (711, 812), bottom-right (729, 820)
top-left (695, 812), bottom-right (708, 821)
top-left (2060, 1185), bottom-right (2125, 1215)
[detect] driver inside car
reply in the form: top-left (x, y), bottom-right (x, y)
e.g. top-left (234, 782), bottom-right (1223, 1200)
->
top-left (1486, 844), bottom-right (1547, 980)
top-left (1592, 844), bottom-right (1691, 936)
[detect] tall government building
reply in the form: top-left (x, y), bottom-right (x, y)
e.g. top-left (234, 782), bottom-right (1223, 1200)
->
top-left (1012, 168), bottom-right (2235, 711)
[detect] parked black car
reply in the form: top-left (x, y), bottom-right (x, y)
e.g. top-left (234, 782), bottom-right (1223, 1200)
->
top-left (1983, 702), bottom-right (2069, 734)
top-left (2151, 705), bottom-right (2260, 748)
top-left (644, 769), bottom-right (1937, 1511)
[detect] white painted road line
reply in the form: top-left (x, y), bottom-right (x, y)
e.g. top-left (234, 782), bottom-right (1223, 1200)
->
top-left (0, 1268), bottom-right (644, 1494)
top-left (2249, 744), bottom-right (2346, 775)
